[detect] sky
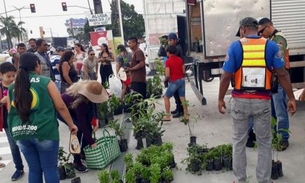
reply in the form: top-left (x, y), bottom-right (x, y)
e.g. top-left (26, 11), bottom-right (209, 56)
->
top-left (0, 0), bottom-right (143, 39)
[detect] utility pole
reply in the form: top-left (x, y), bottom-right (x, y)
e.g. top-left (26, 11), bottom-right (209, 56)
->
top-left (2, 0), bottom-right (11, 49)
top-left (117, 0), bottom-right (124, 44)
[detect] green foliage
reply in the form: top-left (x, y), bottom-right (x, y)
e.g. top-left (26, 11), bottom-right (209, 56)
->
top-left (150, 163), bottom-right (162, 183)
top-left (124, 143), bottom-right (175, 182)
top-left (106, 0), bottom-right (145, 40)
top-left (107, 119), bottom-right (125, 140)
top-left (58, 147), bottom-right (71, 166)
top-left (98, 170), bottom-right (121, 183)
top-left (0, 15), bottom-right (26, 48)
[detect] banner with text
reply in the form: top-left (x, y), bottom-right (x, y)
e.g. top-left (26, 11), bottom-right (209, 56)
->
top-left (86, 13), bottom-right (111, 26)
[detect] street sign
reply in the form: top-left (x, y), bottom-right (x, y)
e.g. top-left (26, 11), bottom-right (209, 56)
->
top-left (86, 13), bottom-right (111, 26)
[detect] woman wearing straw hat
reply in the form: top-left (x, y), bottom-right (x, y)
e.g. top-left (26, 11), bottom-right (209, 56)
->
top-left (59, 80), bottom-right (109, 172)
top-left (7, 52), bottom-right (78, 183)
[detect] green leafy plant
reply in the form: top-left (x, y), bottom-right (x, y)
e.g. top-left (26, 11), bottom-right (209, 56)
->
top-left (123, 153), bottom-right (134, 170)
top-left (163, 167), bottom-right (174, 182)
top-left (98, 170), bottom-right (110, 183)
top-left (107, 119), bottom-right (125, 140)
top-left (150, 163), bottom-right (162, 183)
top-left (58, 147), bottom-right (71, 166)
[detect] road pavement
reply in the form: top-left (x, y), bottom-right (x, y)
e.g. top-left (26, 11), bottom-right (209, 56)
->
top-left (1, 77), bottom-right (305, 183)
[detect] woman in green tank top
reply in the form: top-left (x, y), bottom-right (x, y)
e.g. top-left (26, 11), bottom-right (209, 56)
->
top-left (7, 52), bottom-right (78, 183)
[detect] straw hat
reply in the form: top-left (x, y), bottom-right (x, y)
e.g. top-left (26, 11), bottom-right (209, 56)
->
top-left (77, 81), bottom-right (109, 103)
top-left (117, 67), bottom-right (127, 81)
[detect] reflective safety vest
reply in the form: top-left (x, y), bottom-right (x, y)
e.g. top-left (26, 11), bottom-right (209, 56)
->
top-left (233, 37), bottom-right (273, 91)
top-left (271, 31), bottom-right (290, 69)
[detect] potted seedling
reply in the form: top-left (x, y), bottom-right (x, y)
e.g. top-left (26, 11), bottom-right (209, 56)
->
top-left (213, 149), bottom-right (222, 171)
top-left (162, 167), bottom-right (174, 183)
top-left (221, 144), bottom-right (233, 170)
top-left (140, 166), bottom-right (151, 183)
top-left (98, 170), bottom-right (111, 183)
top-left (183, 144), bottom-right (202, 173)
top-left (205, 151), bottom-right (214, 171)
top-left (110, 170), bottom-right (123, 183)
top-left (107, 120), bottom-right (128, 152)
top-left (271, 117), bottom-right (284, 180)
top-left (57, 147), bottom-right (75, 180)
top-left (181, 101), bottom-right (199, 147)
top-left (108, 94), bottom-right (123, 116)
top-left (123, 153), bottom-right (134, 172)
top-left (125, 168), bottom-right (136, 183)
top-left (97, 102), bottom-right (108, 128)
top-left (149, 163), bottom-right (162, 183)
top-left (133, 162), bottom-right (144, 183)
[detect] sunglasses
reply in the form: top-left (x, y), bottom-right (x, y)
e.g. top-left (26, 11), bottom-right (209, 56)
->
top-left (258, 26), bottom-right (268, 35)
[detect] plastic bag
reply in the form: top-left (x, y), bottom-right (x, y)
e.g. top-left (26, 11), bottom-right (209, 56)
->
top-left (109, 74), bottom-right (122, 98)
top-left (146, 65), bottom-right (151, 75)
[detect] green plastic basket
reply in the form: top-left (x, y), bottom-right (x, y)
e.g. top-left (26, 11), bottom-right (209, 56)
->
top-left (84, 130), bottom-right (121, 169)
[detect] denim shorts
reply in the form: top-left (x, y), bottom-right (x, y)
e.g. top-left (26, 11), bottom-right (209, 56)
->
top-left (165, 78), bottom-right (185, 97)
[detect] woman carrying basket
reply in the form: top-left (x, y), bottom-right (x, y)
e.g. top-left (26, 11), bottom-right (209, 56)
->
top-left (58, 80), bottom-right (109, 172)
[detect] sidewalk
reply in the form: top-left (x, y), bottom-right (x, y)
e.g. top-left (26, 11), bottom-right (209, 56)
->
top-left (1, 78), bottom-right (305, 183)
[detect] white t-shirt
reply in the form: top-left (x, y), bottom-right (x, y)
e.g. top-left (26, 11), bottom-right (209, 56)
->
top-left (82, 57), bottom-right (98, 73)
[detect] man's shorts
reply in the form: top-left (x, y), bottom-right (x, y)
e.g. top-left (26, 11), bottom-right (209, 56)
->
top-left (165, 78), bottom-right (185, 98)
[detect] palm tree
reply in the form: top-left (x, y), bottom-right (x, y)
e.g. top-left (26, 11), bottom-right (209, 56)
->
top-left (0, 16), bottom-right (25, 49)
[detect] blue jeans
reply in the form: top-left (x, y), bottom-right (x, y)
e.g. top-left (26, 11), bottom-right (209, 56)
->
top-left (17, 139), bottom-right (59, 183)
top-left (271, 85), bottom-right (289, 141)
top-left (247, 85), bottom-right (289, 141)
top-left (4, 128), bottom-right (24, 171)
top-left (165, 78), bottom-right (185, 97)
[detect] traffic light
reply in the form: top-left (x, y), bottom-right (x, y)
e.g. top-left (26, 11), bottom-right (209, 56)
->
top-left (30, 4), bottom-right (36, 13)
top-left (62, 2), bottom-right (67, 11)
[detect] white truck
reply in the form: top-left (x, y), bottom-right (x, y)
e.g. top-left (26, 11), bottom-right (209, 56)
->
top-left (186, 0), bottom-right (305, 104)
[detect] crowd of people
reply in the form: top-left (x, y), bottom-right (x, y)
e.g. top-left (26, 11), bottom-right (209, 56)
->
top-left (0, 32), bottom-right (188, 183)
top-left (0, 16), bottom-right (301, 183)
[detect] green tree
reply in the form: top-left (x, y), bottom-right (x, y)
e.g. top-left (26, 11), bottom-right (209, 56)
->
top-left (107, 0), bottom-right (145, 41)
top-left (0, 16), bottom-right (26, 48)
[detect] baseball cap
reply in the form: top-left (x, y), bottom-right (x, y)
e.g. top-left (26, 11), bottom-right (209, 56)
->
top-left (56, 46), bottom-right (65, 52)
top-left (258, 17), bottom-right (272, 25)
top-left (168, 32), bottom-right (178, 40)
top-left (235, 17), bottom-right (259, 37)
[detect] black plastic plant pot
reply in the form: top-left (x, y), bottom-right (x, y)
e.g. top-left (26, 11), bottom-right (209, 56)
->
top-left (222, 156), bottom-right (233, 170)
top-left (152, 135), bottom-right (163, 146)
top-left (135, 131), bottom-right (144, 139)
top-left (145, 138), bottom-right (153, 148)
top-left (98, 119), bottom-right (106, 129)
top-left (271, 160), bottom-right (279, 180)
top-left (205, 159), bottom-right (214, 171)
top-left (141, 179), bottom-right (150, 183)
top-left (57, 165), bottom-right (66, 180)
top-left (190, 136), bottom-right (197, 144)
top-left (213, 158), bottom-right (222, 171)
top-left (119, 139), bottom-right (128, 152)
top-left (276, 160), bottom-right (283, 177)
top-left (136, 138), bottom-right (144, 150)
top-left (190, 159), bottom-right (200, 172)
top-left (169, 155), bottom-right (176, 168)
top-left (64, 163), bottom-right (75, 179)
top-left (136, 176), bottom-right (142, 183)
top-left (114, 105), bottom-right (123, 115)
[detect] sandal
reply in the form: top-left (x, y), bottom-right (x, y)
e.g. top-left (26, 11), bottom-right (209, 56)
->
top-left (162, 113), bottom-right (171, 121)
top-left (0, 162), bottom-right (5, 168)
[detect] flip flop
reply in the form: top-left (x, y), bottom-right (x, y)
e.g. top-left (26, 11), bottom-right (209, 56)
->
top-left (0, 162), bottom-right (5, 168)
top-left (162, 117), bottom-right (171, 121)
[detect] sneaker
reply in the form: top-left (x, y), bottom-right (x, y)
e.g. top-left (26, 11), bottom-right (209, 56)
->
top-left (171, 109), bottom-right (178, 114)
top-left (278, 140), bottom-right (289, 151)
top-left (246, 138), bottom-right (255, 148)
top-left (73, 163), bottom-right (88, 173)
top-left (11, 170), bottom-right (24, 181)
